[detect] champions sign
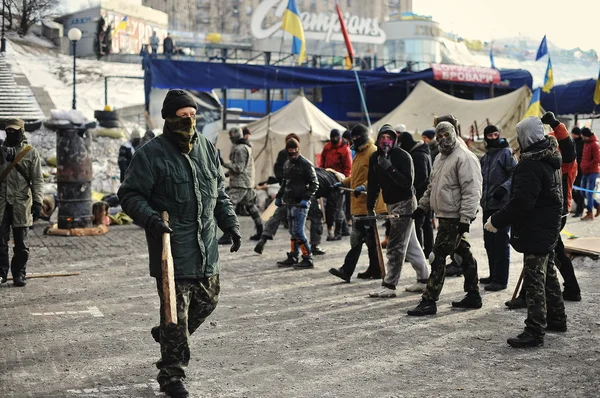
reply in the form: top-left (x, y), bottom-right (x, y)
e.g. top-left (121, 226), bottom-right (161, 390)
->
top-left (251, 0), bottom-right (386, 45)
top-left (431, 64), bottom-right (501, 85)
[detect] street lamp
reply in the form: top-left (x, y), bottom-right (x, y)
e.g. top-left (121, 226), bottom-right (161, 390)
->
top-left (1, 0), bottom-right (6, 53)
top-left (68, 28), bottom-right (82, 110)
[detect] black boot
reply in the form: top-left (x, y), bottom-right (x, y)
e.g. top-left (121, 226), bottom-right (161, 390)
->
top-left (546, 320), bottom-right (567, 332)
top-left (507, 331), bottom-right (543, 348)
top-left (407, 299), bottom-right (437, 316)
top-left (562, 289), bottom-right (581, 302)
top-left (218, 233), bottom-right (232, 245)
top-left (505, 296), bottom-right (527, 309)
top-left (294, 256), bottom-right (314, 269)
top-left (162, 377), bottom-right (189, 397)
top-left (451, 292), bottom-right (482, 309)
top-left (446, 262), bottom-right (463, 277)
top-left (0, 270), bottom-right (7, 284)
top-left (484, 282), bottom-right (507, 291)
top-left (277, 253), bottom-right (298, 267)
top-left (151, 326), bottom-right (160, 343)
top-left (254, 238), bottom-right (267, 254)
top-left (329, 267), bottom-right (351, 283)
top-left (13, 275), bottom-right (26, 287)
top-left (479, 276), bottom-right (492, 284)
top-left (312, 245), bottom-right (326, 255)
top-left (249, 222), bottom-right (263, 241)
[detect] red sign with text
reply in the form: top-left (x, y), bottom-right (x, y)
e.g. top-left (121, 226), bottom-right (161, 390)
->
top-left (431, 64), bottom-right (501, 85)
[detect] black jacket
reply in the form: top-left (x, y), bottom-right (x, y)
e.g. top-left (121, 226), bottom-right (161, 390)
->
top-left (274, 148), bottom-right (288, 183)
top-left (492, 137), bottom-right (563, 255)
top-left (409, 142), bottom-right (431, 200)
top-left (573, 136), bottom-right (584, 171)
top-left (163, 37), bottom-right (174, 54)
top-left (118, 141), bottom-right (135, 181)
top-left (367, 146), bottom-right (414, 210)
top-left (480, 139), bottom-right (516, 211)
top-left (276, 155), bottom-right (319, 204)
top-left (315, 167), bottom-right (339, 199)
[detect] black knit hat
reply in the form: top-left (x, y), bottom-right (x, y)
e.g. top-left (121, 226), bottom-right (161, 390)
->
top-left (484, 125), bottom-right (500, 136)
top-left (351, 123), bottom-right (369, 139)
top-left (571, 127), bottom-right (581, 136)
top-left (161, 90), bottom-right (197, 119)
top-left (330, 129), bottom-right (341, 139)
top-left (581, 127), bottom-right (593, 137)
top-left (286, 138), bottom-right (300, 149)
top-left (398, 132), bottom-right (416, 152)
top-left (422, 129), bottom-right (435, 139)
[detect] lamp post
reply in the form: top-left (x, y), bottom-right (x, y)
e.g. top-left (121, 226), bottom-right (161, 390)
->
top-left (1, 0), bottom-right (6, 53)
top-left (68, 28), bottom-right (82, 110)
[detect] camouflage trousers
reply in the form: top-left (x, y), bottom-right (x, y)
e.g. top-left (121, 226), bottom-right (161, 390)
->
top-left (522, 252), bottom-right (566, 338)
top-left (422, 218), bottom-right (479, 301)
top-left (229, 188), bottom-right (261, 225)
top-left (155, 275), bottom-right (220, 384)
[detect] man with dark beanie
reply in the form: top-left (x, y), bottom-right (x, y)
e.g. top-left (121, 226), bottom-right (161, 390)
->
top-left (421, 129), bottom-right (439, 163)
top-left (275, 138), bottom-right (319, 269)
top-left (570, 127), bottom-right (585, 217)
top-left (479, 125), bottom-right (516, 292)
top-left (118, 89), bottom-right (240, 397)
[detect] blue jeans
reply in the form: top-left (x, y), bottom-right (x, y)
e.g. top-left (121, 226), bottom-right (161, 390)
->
top-left (287, 205), bottom-right (311, 256)
top-left (581, 173), bottom-right (599, 212)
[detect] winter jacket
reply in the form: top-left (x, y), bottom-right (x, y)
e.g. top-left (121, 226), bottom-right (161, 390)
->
top-left (276, 155), bottom-right (318, 204)
top-left (315, 167), bottom-right (343, 199)
top-left (118, 141), bottom-right (135, 182)
top-left (418, 142), bottom-right (482, 224)
top-left (341, 139), bottom-right (386, 215)
top-left (549, 123), bottom-right (577, 213)
top-left (0, 142), bottom-right (44, 228)
top-left (118, 134), bottom-right (238, 279)
top-left (581, 133), bottom-right (600, 174)
top-left (223, 138), bottom-right (255, 188)
top-left (428, 140), bottom-right (440, 164)
top-left (367, 146), bottom-right (414, 210)
top-left (480, 139), bottom-right (516, 211)
top-left (320, 141), bottom-right (352, 177)
top-left (574, 137), bottom-right (584, 168)
top-left (163, 37), bottom-right (174, 54)
top-left (274, 148), bottom-right (288, 183)
top-left (492, 137), bottom-right (563, 255)
top-left (408, 141), bottom-right (431, 200)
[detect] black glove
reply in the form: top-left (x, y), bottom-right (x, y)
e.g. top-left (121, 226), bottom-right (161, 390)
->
top-left (411, 207), bottom-right (426, 219)
top-left (147, 215), bottom-right (173, 240)
top-left (458, 222), bottom-right (470, 234)
top-left (492, 187), bottom-right (507, 201)
top-left (0, 146), bottom-right (16, 165)
top-left (377, 155), bottom-right (392, 170)
top-left (228, 226), bottom-right (242, 253)
top-left (541, 112), bottom-right (560, 128)
top-left (32, 202), bottom-right (42, 221)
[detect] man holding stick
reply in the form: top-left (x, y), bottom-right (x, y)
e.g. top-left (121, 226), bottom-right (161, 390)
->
top-left (119, 90), bottom-right (240, 397)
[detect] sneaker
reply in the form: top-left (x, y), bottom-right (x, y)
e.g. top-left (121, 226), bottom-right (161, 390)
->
top-left (293, 256), bottom-right (314, 269)
top-left (312, 246), bottom-right (326, 256)
top-left (162, 377), bottom-right (189, 398)
top-left (507, 331), bottom-right (543, 348)
top-left (484, 282), bottom-right (507, 292)
top-left (151, 326), bottom-right (160, 343)
top-left (329, 267), bottom-right (351, 283)
top-left (357, 270), bottom-right (381, 280)
top-left (479, 276), bottom-right (492, 284)
top-left (369, 286), bottom-right (397, 298)
top-left (505, 296), bottom-right (527, 309)
top-left (407, 299), bottom-right (437, 316)
top-left (326, 234), bottom-right (342, 241)
top-left (277, 253), bottom-right (298, 267)
top-left (0, 272), bottom-right (7, 284)
top-left (546, 320), bottom-right (567, 332)
top-left (254, 239), bottom-right (266, 254)
top-left (562, 289), bottom-right (582, 302)
top-left (446, 263), bottom-right (463, 277)
top-left (405, 281), bottom-right (427, 293)
top-left (13, 276), bottom-right (26, 287)
top-left (451, 293), bottom-right (482, 309)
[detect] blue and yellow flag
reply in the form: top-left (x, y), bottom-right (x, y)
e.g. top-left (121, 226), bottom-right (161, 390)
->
top-left (535, 35), bottom-right (548, 61)
top-left (523, 88), bottom-right (541, 119)
top-left (112, 16), bottom-right (128, 37)
top-left (594, 67), bottom-right (600, 106)
top-left (542, 57), bottom-right (554, 93)
top-left (281, 0), bottom-right (305, 64)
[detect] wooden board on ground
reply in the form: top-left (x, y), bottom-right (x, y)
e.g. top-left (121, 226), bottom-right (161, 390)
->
top-left (261, 201), bottom-right (277, 223)
top-left (564, 237), bottom-right (600, 257)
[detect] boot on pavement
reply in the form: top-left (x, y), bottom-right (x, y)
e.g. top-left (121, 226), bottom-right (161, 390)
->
top-left (151, 326), bottom-right (160, 343)
top-left (357, 269), bottom-right (381, 279)
top-left (581, 211), bottom-right (594, 221)
top-left (254, 238), bottom-right (267, 254)
top-left (505, 296), bottom-right (527, 309)
top-left (484, 282), bottom-right (507, 291)
top-left (277, 252), bottom-right (298, 267)
top-left (562, 288), bottom-right (582, 302)
top-left (407, 299), bottom-right (437, 316)
top-left (161, 377), bottom-right (189, 397)
top-left (249, 222), bottom-right (263, 241)
top-left (451, 292), bottom-right (482, 309)
top-left (329, 267), bottom-right (351, 283)
top-left (507, 331), bottom-right (543, 348)
top-left (294, 256), bottom-right (314, 269)
top-left (546, 320), bottom-right (567, 332)
top-left (13, 275), bottom-right (26, 287)
top-left (369, 285), bottom-right (397, 298)
top-left (445, 262), bottom-right (463, 277)
top-left (479, 276), bottom-right (492, 284)
top-left (312, 245), bottom-right (326, 255)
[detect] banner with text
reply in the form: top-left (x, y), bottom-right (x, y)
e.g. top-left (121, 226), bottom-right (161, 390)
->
top-left (431, 64), bottom-right (501, 84)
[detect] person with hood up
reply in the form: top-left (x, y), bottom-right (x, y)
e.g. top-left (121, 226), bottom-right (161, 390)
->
top-left (274, 138), bottom-right (319, 269)
top-left (479, 125), bottom-right (516, 292)
top-left (485, 116), bottom-right (567, 348)
top-left (328, 124), bottom-right (386, 282)
top-left (0, 118), bottom-right (43, 287)
top-left (579, 127), bottom-right (600, 220)
top-left (118, 129), bottom-right (142, 182)
top-left (366, 125), bottom-right (429, 297)
top-left (407, 121), bottom-right (482, 316)
top-left (570, 127), bottom-right (585, 217)
top-left (219, 127), bottom-right (263, 242)
top-left (398, 130), bottom-right (433, 259)
top-left (118, 90), bottom-right (240, 397)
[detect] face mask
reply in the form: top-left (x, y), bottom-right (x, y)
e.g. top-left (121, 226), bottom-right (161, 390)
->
top-left (331, 138), bottom-right (340, 146)
top-left (437, 133), bottom-right (456, 155)
top-left (131, 138), bottom-right (141, 148)
top-left (164, 116), bottom-right (196, 153)
top-left (378, 138), bottom-right (394, 153)
top-left (5, 130), bottom-right (24, 147)
top-left (352, 136), bottom-right (366, 149)
top-left (287, 150), bottom-right (299, 161)
top-left (484, 136), bottom-right (501, 147)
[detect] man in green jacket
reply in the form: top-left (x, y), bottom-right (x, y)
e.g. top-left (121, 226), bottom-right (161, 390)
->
top-left (0, 118), bottom-right (44, 287)
top-left (118, 90), bottom-right (240, 398)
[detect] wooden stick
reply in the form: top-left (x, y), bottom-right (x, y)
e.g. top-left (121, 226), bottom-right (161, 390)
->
top-left (161, 211), bottom-right (178, 326)
top-left (508, 266), bottom-right (525, 310)
top-left (371, 220), bottom-right (386, 280)
top-left (6, 272), bottom-right (80, 280)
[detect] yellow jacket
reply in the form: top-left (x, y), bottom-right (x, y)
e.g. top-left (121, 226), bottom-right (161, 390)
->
top-left (342, 139), bottom-right (386, 215)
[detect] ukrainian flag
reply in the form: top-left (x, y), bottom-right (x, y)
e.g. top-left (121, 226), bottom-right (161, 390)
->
top-left (281, 0), bottom-right (305, 64)
top-left (542, 57), bottom-right (554, 93)
top-left (113, 16), bottom-right (128, 37)
top-left (523, 88), bottom-right (541, 119)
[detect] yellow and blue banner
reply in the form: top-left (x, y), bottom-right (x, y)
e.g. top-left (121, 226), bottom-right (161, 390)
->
top-left (523, 88), bottom-right (541, 119)
top-left (542, 57), bottom-right (554, 93)
top-left (112, 16), bottom-right (128, 37)
top-left (281, 0), bottom-right (305, 65)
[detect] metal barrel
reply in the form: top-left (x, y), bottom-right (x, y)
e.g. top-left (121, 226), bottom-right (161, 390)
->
top-left (55, 126), bottom-right (93, 229)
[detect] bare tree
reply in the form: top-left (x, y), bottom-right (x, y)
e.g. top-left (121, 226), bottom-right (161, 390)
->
top-left (10, 0), bottom-right (59, 36)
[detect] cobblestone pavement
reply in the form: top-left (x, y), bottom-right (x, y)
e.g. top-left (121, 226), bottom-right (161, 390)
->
top-left (1, 216), bottom-right (599, 398)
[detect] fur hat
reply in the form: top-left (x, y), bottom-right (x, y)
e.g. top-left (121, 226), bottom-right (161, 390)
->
top-left (161, 90), bottom-right (197, 119)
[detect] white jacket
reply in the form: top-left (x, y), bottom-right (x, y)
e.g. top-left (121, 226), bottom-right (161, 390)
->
top-left (418, 142), bottom-right (482, 224)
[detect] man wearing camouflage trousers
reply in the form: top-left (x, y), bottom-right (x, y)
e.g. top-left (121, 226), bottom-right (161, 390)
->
top-left (407, 121), bottom-right (483, 316)
top-left (486, 116), bottom-right (567, 348)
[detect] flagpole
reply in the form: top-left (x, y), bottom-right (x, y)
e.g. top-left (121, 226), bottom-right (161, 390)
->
top-left (354, 70), bottom-right (371, 129)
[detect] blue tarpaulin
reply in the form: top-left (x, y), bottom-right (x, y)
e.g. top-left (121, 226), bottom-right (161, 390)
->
top-left (541, 78), bottom-right (598, 115)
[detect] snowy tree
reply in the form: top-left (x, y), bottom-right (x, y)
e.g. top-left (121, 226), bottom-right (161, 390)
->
top-left (8, 0), bottom-right (60, 36)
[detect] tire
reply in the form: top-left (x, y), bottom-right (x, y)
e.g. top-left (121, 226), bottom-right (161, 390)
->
top-left (94, 110), bottom-right (119, 121)
top-left (99, 119), bottom-right (121, 128)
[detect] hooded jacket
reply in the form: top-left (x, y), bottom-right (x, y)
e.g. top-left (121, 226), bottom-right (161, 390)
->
top-left (480, 139), bottom-right (516, 211)
top-left (341, 138), bottom-right (386, 215)
top-left (223, 138), bottom-right (255, 188)
top-left (580, 133), bottom-right (600, 174)
top-left (428, 140), bottom-right (439, 164)
top-left (406, 141), bottom-right (431, 200)
top-left (492, 136), bottom-right (563, 254)
top-left (320, 140), bottom-right (352, 177)
top-left (118, 141), bottom-right (136, 182)
top-left (276, 155), bottom-right (318, 204)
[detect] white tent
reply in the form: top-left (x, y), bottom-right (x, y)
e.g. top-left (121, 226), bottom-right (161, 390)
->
top-left (216, 94), bottom-right (345, 183)
top-left (373, 81), bottom-right (532, 154)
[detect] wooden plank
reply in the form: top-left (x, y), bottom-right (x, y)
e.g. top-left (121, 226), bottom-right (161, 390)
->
top-left (161, 211), bottom-right (178, 326)
top-left (563, 237), bottom-right (600, 256)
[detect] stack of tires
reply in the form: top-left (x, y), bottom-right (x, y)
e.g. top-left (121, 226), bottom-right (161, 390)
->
top-left (94, 109), bottom-right (120, 128)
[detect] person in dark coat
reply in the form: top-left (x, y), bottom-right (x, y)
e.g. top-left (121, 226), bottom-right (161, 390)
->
top-left (479, 125), bottom-right (516, 292)
top-left (118, 129), bottom-right (142, 182)
top-left (570, 127), bottom-right (585, 217)
top-left (486, 116), bottom-right (566, 348)
top-left (163, 33), bottom-right (174, 56)
top-left (421, 129), bottom-right (439, 163)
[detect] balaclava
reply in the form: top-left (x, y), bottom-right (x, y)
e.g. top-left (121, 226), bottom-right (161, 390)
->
top-left (330, 129), bottom-right (341, 146)
top-left (286, 138), bottom-right (300, 162)
top-left (435, 114), bottom-right (459, 132)
top-left (4, 118), bottom-right (25, 148)
top-left (435, 121), bottom-right (457, 155)
top-left (351, 123), bottom-right (369, 150)
top-left (516, 117), bottom-right (545, 151)
top-left (130, 129), bottom-right (141, 148)
top-left (229, 127), bottom-right (242, 144)
top-left (483, 125), bottom-right (501, 147)
top-left (377, 124), bottom-right (396, 155)
top-left (161, 89), bottom-right (198, 154)
top-left (398, 131), bottom-right (417, 152)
